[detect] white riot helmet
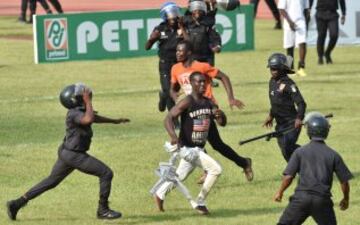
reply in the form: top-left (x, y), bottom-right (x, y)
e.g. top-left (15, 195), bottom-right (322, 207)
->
top-left (189, 0), bottom-right (207, 14)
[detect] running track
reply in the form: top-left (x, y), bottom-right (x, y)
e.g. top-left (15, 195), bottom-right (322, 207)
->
top-left (0, 0), bottom-right (275, 19)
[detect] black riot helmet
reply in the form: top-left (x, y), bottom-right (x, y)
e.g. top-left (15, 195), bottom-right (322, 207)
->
top-left (304, 112), bottom-right (330, 141)
top-left (267, 53), bottom-right (295, 74)
top-left (59, 83), bottom-right (90, 109)
top-left (217, 0), bottom-right (240, 11)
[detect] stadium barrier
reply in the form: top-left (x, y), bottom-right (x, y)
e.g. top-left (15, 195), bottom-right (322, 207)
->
top-left (33, 5), bottom-right (254, 64)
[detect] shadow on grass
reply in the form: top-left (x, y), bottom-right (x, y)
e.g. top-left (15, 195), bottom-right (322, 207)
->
top-left (350, 171), bottom-right (360, 179)
top-left (22, 216), bottom-right (81, 222)
top-left (210, 206), bottom-right (283, 217)
top-left (109, 206), bottom-right (283, 224)
top-left (114, 209), bottom-right (199, 224)
top-left (216, 175), bottom-right (281, 191)
top-left (234, 81), bottom-right (268, 86)
top-left (322, 70), bottom-right (360, 77)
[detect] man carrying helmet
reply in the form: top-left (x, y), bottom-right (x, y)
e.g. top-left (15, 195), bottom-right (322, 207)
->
top-left (6, 83), bottom-right (130, 220)
top-left (145, 2), bottom-right (188, 113)
top-left (274, 112), bottom-right (353, 225)
top-left (263, 53), bottom-right (307, 162)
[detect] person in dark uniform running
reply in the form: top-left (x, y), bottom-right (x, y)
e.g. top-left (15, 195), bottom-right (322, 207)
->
top-left (19, 0), bottom-right (51, 23)
top-left (274, 112), bottom-right (353, 225)
top-left (263, 53), bottom-right (306, 161)
top-left (19, 0), bottom-right (63, 24)
top-left (251, 0), bottom-right (282, 29)
top-left (310, 0), bottom-right (346, 64)
top-left (154, 72), bottom-right (225, 215)
top-left (170, 40), bottom-right (253, 182)
top-left (6, 83), bottom-right (130, 220)
top-left (145, 2), bottom-right (188, 112)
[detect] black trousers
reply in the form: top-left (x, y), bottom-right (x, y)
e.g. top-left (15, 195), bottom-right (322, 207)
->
top-left (20, 0), bottom-right (36, 15)
top-left (276, 124), bottom-right (301, 162)
top-left (316, 11), bottom-right (339, 58)
top-left (250, 0), bottom-right (281, 22)
top-left (159, 59), bottom-right (176, 111)
top-left (278, 192), bottom-right (336, 225)
top-left (35, 0), bottom-right (51, 12)
top-left (208, 119), bottom-right (248, 169)
top-left (48, 0), bottom-right (63, 13)
top-left (25, 148), bottom-right (113, 203)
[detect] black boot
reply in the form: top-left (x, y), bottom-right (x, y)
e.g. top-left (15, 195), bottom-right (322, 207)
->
top-left (325, 53), bottom-right (333, 64)
top-left (274, 20), bottom-right (282, 30)
top-left (6, 196), bottom-right (28, 220)
top-left (18, 13), bottom-right (26, 23)
top-left (97, 200), bottom-right (122, 220)
top-left (27, 13), bottom-right (35, 24)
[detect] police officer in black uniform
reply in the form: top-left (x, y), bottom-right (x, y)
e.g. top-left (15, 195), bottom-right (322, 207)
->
top-left (6, 83), bottom-right (130, 220)
top-left (184, 0), bottom-right (222, 66)
top-left (145, 2), bottom-right (188, 112)
top-left (184, 0), bottom-right (222, 87)
top-left (263, 53), bottom-right (307, 161)
top-left (274, 112), bottom-right (353, 225)
top-left (310, 0), bottom-right (346, 64)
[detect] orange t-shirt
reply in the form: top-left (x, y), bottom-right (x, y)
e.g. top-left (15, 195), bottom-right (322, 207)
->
top-left (171, 61), bottom-right (219, 102)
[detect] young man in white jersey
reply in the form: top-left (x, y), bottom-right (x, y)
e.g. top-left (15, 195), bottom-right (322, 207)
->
top-left (278, 0), bottom-right (310, 77)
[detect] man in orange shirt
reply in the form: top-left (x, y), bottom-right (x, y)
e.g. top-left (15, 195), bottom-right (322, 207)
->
top-left (170, 40), bottom-right (253, 182)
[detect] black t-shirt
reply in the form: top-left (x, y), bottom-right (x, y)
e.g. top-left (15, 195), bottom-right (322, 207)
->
top-left (62, 107), bottom-right (93, 152)
top-left (269, 75), bottom-right (306, 125)
top-left (179, 96), bottom-right (214, 148)
top-left (284, 140), bottom-right (353, 197)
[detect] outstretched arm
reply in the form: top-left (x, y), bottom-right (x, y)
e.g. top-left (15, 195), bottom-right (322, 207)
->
top-left (215, 71), bottom-right (245, 109)
top-left (94, 115), bottom-right (130, 124)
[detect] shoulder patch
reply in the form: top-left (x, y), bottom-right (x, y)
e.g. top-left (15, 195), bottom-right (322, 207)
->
top-left (291, 84), bottom-right (297, 93)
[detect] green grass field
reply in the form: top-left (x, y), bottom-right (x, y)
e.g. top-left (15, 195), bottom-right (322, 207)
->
top-left (0, 16), bottom-right (359, 225)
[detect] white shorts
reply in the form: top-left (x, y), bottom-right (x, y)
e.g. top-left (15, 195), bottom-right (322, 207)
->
top-left (283, 20), bottom-right (307, 49)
